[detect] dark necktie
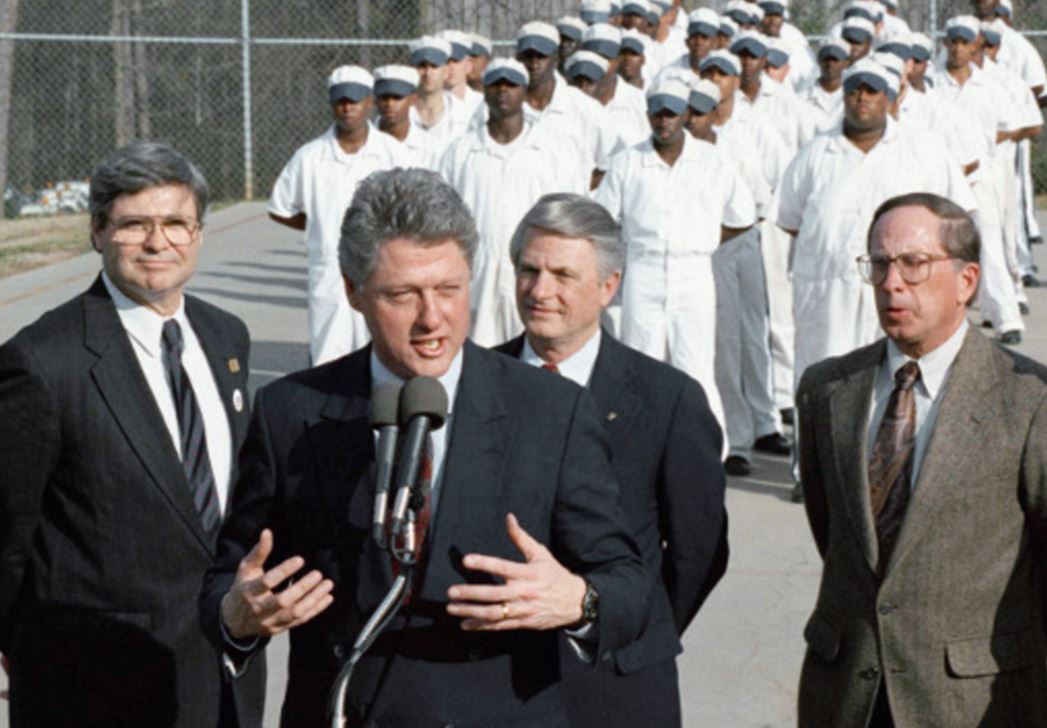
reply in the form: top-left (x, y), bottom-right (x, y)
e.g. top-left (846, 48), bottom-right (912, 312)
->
top-left (541, 362), bottom-right (560, 374)
top-left (161, 320), bottom-right (222, 542)
top-left (868, 360), bottom-right (921, 569)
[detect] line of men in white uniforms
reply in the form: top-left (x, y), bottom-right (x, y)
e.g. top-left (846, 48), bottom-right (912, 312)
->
top-left (265, 0), bottom-right (1045, 477)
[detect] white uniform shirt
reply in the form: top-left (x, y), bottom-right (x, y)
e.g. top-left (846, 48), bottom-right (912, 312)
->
top-left (737, 76), bottom-right (816, 156)
top-left (778, 23), bottom-right (819, 91)
top-left (715, 103), bottom-right (788, 218)
top-left (799, 80), bottom-right (843, 132)
top-left (268, 125), bottom-right (413, 364)
top-left (410, 91), bottom-right (473, 150)
top-left (603, 78), bottom-right (651, 150)
top-left (881, 13), bottom-right (911, 42)
top-left (930, 63), bottom-right (1018, 168)
top-left (438, 119), bottom-right (588, 345)
top-left (865, 320), bottom-right (968, 486)
top-left (997, 25), bottom-right (1047, 98)
top-left (399, 124), bottom-right (442, 170)
top-left (528, 80), bottom-right (623, 173)
top-left (102, 272), bottom-right (234, 511)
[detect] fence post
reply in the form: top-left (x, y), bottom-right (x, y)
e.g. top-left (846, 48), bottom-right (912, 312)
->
top-left (929, 0), bottom-right (937, 37)
top-left (241, 0), bottom-right (253, 201)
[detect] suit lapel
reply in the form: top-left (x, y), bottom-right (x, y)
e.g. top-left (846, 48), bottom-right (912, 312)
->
top-left (587, 334), bottom-right (642, 449)
top-left (827, 342), bottom-right (883, 574)
top-left (82, 278), bottom-right (213, 554)
top-left (419, 342), bottom-right (514, 601)
top-left (885, 329), bottom-right (999, 573)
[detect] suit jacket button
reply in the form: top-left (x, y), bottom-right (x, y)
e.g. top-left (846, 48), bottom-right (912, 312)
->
top-left (878, 602), bottom-right (895, 615)
top-left (333, 645), bottom-right (345, 660)
top-left (859, 667), bottom-right (879, 680)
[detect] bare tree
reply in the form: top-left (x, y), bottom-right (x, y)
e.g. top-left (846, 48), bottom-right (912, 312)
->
top-left (0, 0), bottom-right (19, 200)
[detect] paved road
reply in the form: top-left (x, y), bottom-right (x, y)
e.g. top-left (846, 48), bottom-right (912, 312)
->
top-left (1, 203), bottom-right (1045, 727)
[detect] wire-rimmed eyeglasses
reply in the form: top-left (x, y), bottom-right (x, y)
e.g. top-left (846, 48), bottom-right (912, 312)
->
top-left (855, 253), bottom-right (957, 286)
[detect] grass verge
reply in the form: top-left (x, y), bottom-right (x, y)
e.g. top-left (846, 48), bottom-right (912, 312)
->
top-left (0, 214), bottom-right (90, 278)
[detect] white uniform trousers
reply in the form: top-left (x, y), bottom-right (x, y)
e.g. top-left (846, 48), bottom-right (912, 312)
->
top-left (620, 254), bottom-right (726, 436)
top-left (760, 219), bottom-right (796, 412)
top-left (470, 257), bottom-right (524, 347)
top-left (308, 255), bottom-right (369, 366)
top-left (713, 228), bottom-right (782, 460)
top-left (972, 178), bottom-right (1024, 334)
top-left (1019, 139), bottom-right (1043, 244)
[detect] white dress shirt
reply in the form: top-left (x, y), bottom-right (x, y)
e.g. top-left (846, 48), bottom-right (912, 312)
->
top-left (370, 347), bottom-right (463, 517)
top-left (102, 272), bottom-right (233, 511)
top-left (865, 320), bottom-right (969, 487)
top-left (520, 329), bottom-right (602, 387)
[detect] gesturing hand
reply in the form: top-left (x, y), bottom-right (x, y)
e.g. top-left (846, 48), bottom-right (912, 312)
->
top-left (220, 528), bottom-right (335, 640)
top-left (446, 513), bottom-right (587, 632)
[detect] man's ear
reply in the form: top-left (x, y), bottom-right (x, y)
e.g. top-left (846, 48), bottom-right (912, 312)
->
top-left (599, 271), bottom-right (622, 308)
top-left (344, 274), bottom-right (362, 312)
top-left (90, 228), bottom-right (102, 253)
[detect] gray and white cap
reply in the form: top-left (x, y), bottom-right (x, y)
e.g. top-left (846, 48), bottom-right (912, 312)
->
top-left (557, 15), bottom-right (589, 41)
top-left (328, 65), bottom-right (373, 102)
top-left (841, 17), bottom-right (875, 45)
top-left (470, 33), bottom-right (493, 58)
top-left (730, 30), bottom-right (769, 57)
top-left (517, 21), bottom-right (561, 57)
top-left (945, 15), bottom-right (980, 43)
top-left (440, 30), bottom-right (473, 61)
top-left (842, 57), bottom-right (891, 94)
top-left (688, 8), bottom-right (721, 38)
top-left (581, 0), bottom-right (614, 25)
top-left (566, 50), bottom-right (611, 82)
top-left (688, 78), bottom-right (722, 114)
top-left (646, 77), bottom-right (691, 115)
top-left (483, 58), bottom-right (529, 87)
top-left (700, 49), bottom-right (742, 76)
top-left (373, 65), bottom-right (420, 97)
top-left (583, 23), bottom-right (623, 59)
top-left (818, 37), bottom-right (851, 61)
top-left (620, 28), bottom-right (647, 55)
top-left (766, 37), bottom-right (790, 68)
top-left (409, 35), bottom-right (452, 67)
top-left (909, 32), bottom-right (933, 61)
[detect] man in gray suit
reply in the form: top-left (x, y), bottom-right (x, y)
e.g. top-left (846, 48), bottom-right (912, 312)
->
top-left (797, 192), bottom-right (1047, 726)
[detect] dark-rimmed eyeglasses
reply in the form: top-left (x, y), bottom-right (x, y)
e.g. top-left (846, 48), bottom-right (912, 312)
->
top-left (856, 253), bottom-right (956, 285)
top-left (107, 216), bottom-right (201, 246)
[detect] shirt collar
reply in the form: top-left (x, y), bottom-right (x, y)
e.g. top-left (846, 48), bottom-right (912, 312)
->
top-left (827, 116), bottom-right (899, 153)
top-left (324, 124), bottom-right (380, 163)
top-left (369, 346), bottom-right (464, 415)
top-left (520, 329), bottom-right (602, 387)
top-left (884, 318), bottom-right (969, 401)
top-left (102, 271), bottom-right (188, 359)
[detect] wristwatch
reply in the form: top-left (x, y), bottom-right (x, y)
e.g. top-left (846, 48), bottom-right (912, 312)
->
top-left (579, 579), bottom-right (600, 625)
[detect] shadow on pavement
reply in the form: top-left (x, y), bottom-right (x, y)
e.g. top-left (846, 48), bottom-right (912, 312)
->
top-left (201, 271), bottom-right (307, 292)
top-left (223, 261), bottom-right (308, 276)
top-left (726, 454), bottom-right (797, 503)
top-left (266, 248), bottom-right (307, 257)
top-left (187, 287), bottom-right (308, 309)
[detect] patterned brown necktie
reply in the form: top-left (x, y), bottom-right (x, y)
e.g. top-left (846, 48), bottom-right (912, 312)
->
top-left (868, 360), bottom-right (921, 569)
top-left (541, 362), bottom-right (560, 374)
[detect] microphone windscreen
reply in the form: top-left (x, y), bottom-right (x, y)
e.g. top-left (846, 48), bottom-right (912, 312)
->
top-left (398, 376), bottom-right (449, 429)
top-left (369, 382), bottom-right (402, 428)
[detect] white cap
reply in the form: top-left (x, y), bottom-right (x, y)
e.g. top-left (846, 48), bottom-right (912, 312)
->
top-left (557, 16), bottom-right (589, 41)
top-left (818, 37), bottom-right (851, 60)
top-left (730, 29), bottom-right (770, 57)
top-left (582, 23), bottom-right (623, 59)
top-left (981, 19), bottom-right (1006, 45)
top-left (327, 65), bottom-right (373, 102)
top-left (517, 21), bottom-right (561, 56)
top-left (945, 15), bottom-right (981, 43)
top-left (620, 28), bottom-right (647, 54)
top-left (646, 76), bottom-right (691, 114)
top-left (621, 0), bottom-right (652, 18)
top-left (879, 0), bottom-right (899, 9)
top-left (581, 0), bottom-right (614, 25)
top-left (440, 29), bottom-right (474, 60)
top-left (759, 0), bottom-right (789, 16)
top-left (566, 50), bottom-right (611, 81)
top-left (842, 17), bottom-right (876, 44)
top-left (688, 78), bottom-right (722, 114)
top-left (842, 57), bottom-right (891, 94)
top-left (766, 37), bottom-right (791, 67)
top-left (910, 32), bottom-right (933, 60)
top-left (373, 65), bottom-right (419, 97)
top-left (688, 8), bottom-right (721, 37)
top-left (470, 33), bottom-right (493, 57)
top-left (995, 0), bottom-right (1013, 16)
top-left (408, 35), bottom-right (452, 66)
top-left (872, 51), bottom-right (903, 97)
top-left (719, 17), bottom-right (739, 37)
top-left (483, 58), bottom-right (530, 87)
top-left (700, 49), bottom-right (742, 76)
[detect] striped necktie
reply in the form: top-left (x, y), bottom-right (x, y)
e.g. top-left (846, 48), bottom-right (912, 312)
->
top-left (161, 319), bottom-right (222, 542)
top-left (868, 360), bottom-right (921, 569)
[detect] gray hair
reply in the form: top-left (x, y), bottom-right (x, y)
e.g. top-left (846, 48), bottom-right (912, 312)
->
top-left (89, 141), bottom-right (209, 231)
top-left (508, 193), bottom-right (624, 281)
top-left (868, 192), bottom-right (980, 264)
top-left (339, 168), bottom-right (479, 284)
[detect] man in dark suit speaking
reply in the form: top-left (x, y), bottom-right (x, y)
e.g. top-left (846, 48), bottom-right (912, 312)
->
top-left (0, 142), bottom-right (262, 727)
top-left (203, 168), bottom-right (647, 727)
top-left (495, 193), bottom-right (729, 727)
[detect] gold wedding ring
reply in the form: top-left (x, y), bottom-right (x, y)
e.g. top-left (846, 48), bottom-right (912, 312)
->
top-left (501, 603), bottom-right (510, 621)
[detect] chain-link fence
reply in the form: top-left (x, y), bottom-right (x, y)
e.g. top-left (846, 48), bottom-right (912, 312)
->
top-left (0, 0), bottom-right (1044, 216)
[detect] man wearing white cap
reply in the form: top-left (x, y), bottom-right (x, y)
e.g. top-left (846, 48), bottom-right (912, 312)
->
top-left (440, 29), bottom-right (485, 118)
top-left (581, 0), bottom-right (614, 26)
top-left (268, 66), bottom-right (410, 365)
top-left (655, 8), bottom-right (719, 82)
top-left (439, 59), bottom-right (588, 346)
top-left (759, 0), bottom-right (817, 91)
top-left (800, 38), bottom-right (848, 131)
top-left (581, 23), bottom-right (650, 147)
top-left (566, 50), bottom-right (611, 97)
top-left (779, 58), bottom-right (975, 421)
top-left (466, 33), bottom-right (493, 93)
top-left (618, 28), bottom-right (649, 89)
top-left (645, 0), bottom-right (688, 81)
top-left (731, 30), bottom-right (815, 157)
top-left (877, 0), bottom-right (911, 41)
top-left (907, 32), bottom-right (934, 92)
top-left (557, 16), bottom-right (589, 75)
top-left (595, 76), bottom-right (756, 434)
top-left (685, 76), bottom-right (791, 473)
top-left (840, 16), bottom-right (876, 63)
top-left (702, 48), bottom-right (798, 440)
top-left (409, 36), bottom-right (472, 149)
top-left (516, 21), bottom-right (621, 189)
top-left (932, 16), bottom-right (1025, 343)
top-left (373, 65), bottom-right (439, 169)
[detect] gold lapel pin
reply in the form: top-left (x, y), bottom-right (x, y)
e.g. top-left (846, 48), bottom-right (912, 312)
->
top-left (228, 358), bottom-right (240, 374)
top-left (607, 411), bottom-right (618, 422)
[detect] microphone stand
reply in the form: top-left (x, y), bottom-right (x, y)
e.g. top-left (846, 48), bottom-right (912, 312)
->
top-left (328, 509), bottom-right (422, 728)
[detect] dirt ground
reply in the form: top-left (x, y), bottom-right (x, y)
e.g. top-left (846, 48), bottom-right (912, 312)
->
top-left (0, 214), bottom-right (90, 278)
